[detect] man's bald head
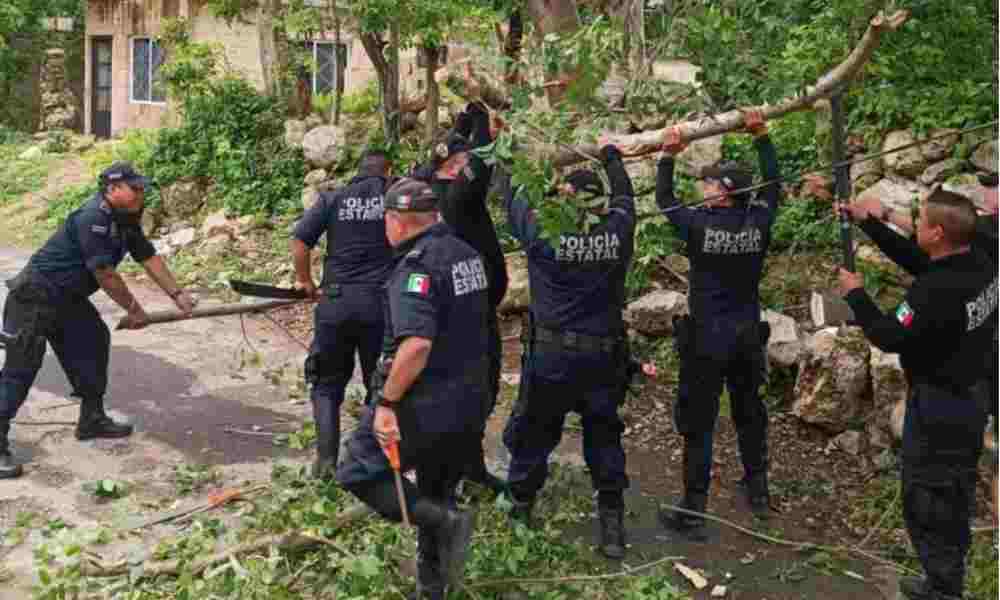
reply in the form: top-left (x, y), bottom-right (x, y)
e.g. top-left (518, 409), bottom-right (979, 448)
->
top-left (924, 188), bottom-right (977, 247)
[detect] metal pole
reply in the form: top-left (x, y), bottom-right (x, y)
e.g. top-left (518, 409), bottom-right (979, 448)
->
top-left (830, 92), bottom-right (855, 272)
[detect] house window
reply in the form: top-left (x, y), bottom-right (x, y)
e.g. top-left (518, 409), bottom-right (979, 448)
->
top-left (131, 38), bottom-right (166, 104)
top-left (300, 41), bottom-right (348, 95)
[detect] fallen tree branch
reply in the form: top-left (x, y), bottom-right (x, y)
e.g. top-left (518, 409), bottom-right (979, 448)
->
top-left (466, 554), bottom-right (684, 588)
top-left (547, 10), bottom-right (909, 168)
top-left (115, 300), bottom-right (302, 330)
top-left (80, 504), bottom-right (373, 578)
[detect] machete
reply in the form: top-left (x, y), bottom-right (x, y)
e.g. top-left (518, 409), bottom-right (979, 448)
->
top-left (230, 280), bottom-right (310, 300)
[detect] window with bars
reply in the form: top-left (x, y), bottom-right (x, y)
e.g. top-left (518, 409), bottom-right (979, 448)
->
top-left (131, 38), bottom-right (166, 104)
top-left (298, 41), bottom-right (348, 95)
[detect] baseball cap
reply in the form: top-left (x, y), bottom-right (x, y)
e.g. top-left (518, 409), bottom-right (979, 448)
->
top-left (384, 178), bottom-right (438, 212)
top-left (700, 161), bottom-right (753, 193)
top-left (99, 161), bottom-right (152, 190)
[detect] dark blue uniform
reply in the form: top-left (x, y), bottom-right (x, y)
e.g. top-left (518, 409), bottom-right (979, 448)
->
top-left (846, 213), bottom-right (997, 599)
top-left (500, 146), bottom-right (635, 556)
top-left (656, 135), bottom-right (780, 523)
top-left (293, 170), bottom-right (394, 472)
top-left (337, 219), bottom-right (488, 599)
top-left (0, 193), bottom-right (155, 426)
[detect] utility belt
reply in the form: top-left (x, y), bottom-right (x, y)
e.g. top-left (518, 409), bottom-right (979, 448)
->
top-left (521, 320), bottom-right (624, 355)
top-left (318, 280), bottom-right (381, 300)
top-left (5, 267), bottom-right (60, 306)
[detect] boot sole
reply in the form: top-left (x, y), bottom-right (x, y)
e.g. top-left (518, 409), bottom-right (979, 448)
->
top-left (0, 467), bottom-right (23, 479)
top-left (442, 506), bottom-right (479, 588)
top-left (658, 510), bottom-right (709, 542)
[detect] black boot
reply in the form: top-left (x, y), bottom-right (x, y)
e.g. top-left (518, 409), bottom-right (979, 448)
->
top-left (75, 397), bottom-right (133, 440)
top-left (412, 498), bottom-right (478, 589)
top-left (659, 492), bottom-right (708, 542)
top-left (0, 420), bottom-right (23, 479)
top-left (509, 494), bottom-right (535, 528)
top-left (598, 508), bottom-right (626, 559)
top-left (310, 386), bottom-right (341, 480)
top-left (899, 576), bottom-right (961, 600)
top-left (408, 529), bottom-right (445, 600)
top-left (739, 472), bottom-right (771, 519)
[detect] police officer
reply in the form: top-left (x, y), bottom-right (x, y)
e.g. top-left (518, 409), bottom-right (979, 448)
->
top-left (292, 151), bottom-right (395, 479)
top-left (337, 178), bottom-right (487, 599)
top-left (655, 111), bottom-right (781, 539)
top-left (0, 162), bottom-right (195, 478)
top-left (839, 188), bottom-right (997, 600)
top-left (411, 98), bottom-right (509, 493)
top-left (500, 140), bottom-right (635, 559)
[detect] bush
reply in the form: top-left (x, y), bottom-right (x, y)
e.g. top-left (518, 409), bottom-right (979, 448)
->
top-left (342, 80), bottom-right (380, 115)
top-left (145, 76), bottom-right (305, 216)
top-left (770, 198), bottom-right (838, 251)
top-left (46, 184), bottom-right (97, 227)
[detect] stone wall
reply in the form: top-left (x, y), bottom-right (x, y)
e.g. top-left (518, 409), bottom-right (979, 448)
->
top-left (0, 27), bottom-right (84, 132)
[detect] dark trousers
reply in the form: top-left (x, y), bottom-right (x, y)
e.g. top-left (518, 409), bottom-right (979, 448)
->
top-left (337, 406), bottom-right (474, 587)
top-left (0, 292), bottom-right (109, 421)
top-left (503, 346), bottom-right (628, 503)
top-left (307, 287), bottom-right (383, 464)
top-left (675, 352), bottom-right (768, 497)
top-left (465, 315), bottom-right (501, 479)
top-left (901, 384), bottom-right (987, 598)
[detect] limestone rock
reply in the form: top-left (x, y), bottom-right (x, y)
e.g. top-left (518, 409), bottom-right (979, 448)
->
top-left (302, 126), bottom-right (344, 169)
top-left (200, 209), bottom-right (236, 239)
top-left (662, 253), bottom-right (690, 276)
top-left (141, 205), bottom-right (161, 237)
top-left (882, 131), bottom-right (929, 178)
top-left (200, 233), bottom-right (232, 258)
top-left (625, 291), bottom-right (689, 336)
top-left (302, 186), bottom-right (320, 211)
top-left (167, 227), bottom-right (196, 248)
top-left (18, 146), bottom-right (43, 160)
top-left (889, 398), bottom-right (905, 442)
top-left (284, 119), bottom-right (307, 149)
top-left (792, 327), bottom-right (871, 433)
top-left (161, 179), bottom-right (206, 220)
top-left (304, 169), bottom-right (328, 187)
top-left (830, 430), bottom-right (864, 455)
top-left (305, 114), bottom-right (324, 130)
top-left (857, 177), bottom-right (928, 216)
top-left (942, 174), bottom-right (986, 209)
top-left (856, 244), bottom-right (894, 268)
top-left (850, 156), bottom-right (883, 193)
top-left (920, 128), bottom-right (959, 163)
top-left (970, 139), bottom-right (997, 173)
top-left (761, 309), bottom-right (801, 367)
top-left (498, 253), bottom-right (530, 314)
top-left (70, 134), bottom-right (96, 153)
top-left (919, 158), bottom-right (964, 185)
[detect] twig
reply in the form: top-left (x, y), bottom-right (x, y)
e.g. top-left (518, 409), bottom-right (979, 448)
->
top-left (261, 312), bottom-right (311, 352)
top-left (466, 555), bottom-right (683, 588)
top-left (656, 257), bottom-right (688, 287)
top-left (12, 420), bottom-right (75, 426)
top-left (660, 504), bottom-right (920, 576)
top-left (223, 427), bottom-right (279, 437)
top-left (855, 482), bottom-right (901, 550)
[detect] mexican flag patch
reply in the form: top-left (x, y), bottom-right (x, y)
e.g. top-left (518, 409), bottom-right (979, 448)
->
top-left (406, 273), bottom-right (430, 295)
top-left (895, 301), bottom-right (914, 328)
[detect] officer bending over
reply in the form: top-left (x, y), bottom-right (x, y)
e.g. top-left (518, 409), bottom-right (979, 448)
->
top-left (0, 162), bottom-right (195, 478)
top-left (656, 110), bottom-right (781, 539)
top-left (291, 151), bottom-right (395, 478)
top-left (337, 178), bottom-right (488, 599)
top-left (500, 140), bottom-right (636, 559)
top-left (840, 188), bottom-right (997, 600)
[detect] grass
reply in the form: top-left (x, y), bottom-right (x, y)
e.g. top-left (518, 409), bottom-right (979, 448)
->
top-left (0, 141), bottom-right (59, 206)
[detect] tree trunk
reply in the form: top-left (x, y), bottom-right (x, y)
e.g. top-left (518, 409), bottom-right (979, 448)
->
top-left (334, 5), bottom-right (343, 126)
top-left (504, 10), bottom-right (523, 83)
top-left (526, 0), bottom-right (581, 106)
top-left (542, 10), bottom-right (909, 168)
top-left (422, 45), bottom-right (439, 148)
top-left (256, 1), bottom-right (277, 95)
top-left (385, 21), bottom-right (401, 144)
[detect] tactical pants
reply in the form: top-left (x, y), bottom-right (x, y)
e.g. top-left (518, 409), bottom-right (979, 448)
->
top-left (0, 287), bottom-right (109, 421)
top-left (307, 286), bottom-right (384, 465)
top-left (464, 315), bottom-right (502, 480)
top-left (901, 384), bottom-right (986, 598)
top-left (674, 318), bottom-right (768, 499)
top-left (503, 346), bottom-right (628, 503)
top-left (337, 406), bottom-right (475, 592)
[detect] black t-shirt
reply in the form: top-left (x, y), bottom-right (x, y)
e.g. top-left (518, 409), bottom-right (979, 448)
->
top-left (293, 173), bottom-right (393, 285)
top-left (28, 193), bottom-right (156, 298)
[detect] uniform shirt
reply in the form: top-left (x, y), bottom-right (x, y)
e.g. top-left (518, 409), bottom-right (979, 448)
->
top-left (293, 173), bottom-right (394, 286)
top-left (502, 146), bottom-right (636, 337)
top-left (437, 156), bottom-right (508, 311)
top-left (382, 222), bottom-right (491, 432)
top-left (28, 193), bottom-right (156, 298)
top-left (657, 136), bottom-right (781, 324)
top-left (974, 213), bottom-right (998, 266)
top-left (846, 217), bottom-right (998, 391)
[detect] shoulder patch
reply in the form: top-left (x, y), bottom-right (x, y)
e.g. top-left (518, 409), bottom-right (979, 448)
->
top-left (895, 301), bottom-right (914, 328)
top-left (91, 224), bottom-right (108, 235)
top-left (406, 273), bottom-right (431, 295)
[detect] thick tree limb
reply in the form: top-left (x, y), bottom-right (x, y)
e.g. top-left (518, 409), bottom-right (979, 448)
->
top-left (114, 300), bottom-right (301, 330)
top-left (79, 504), bottom-right (373, 578)
top-left (546, 10), bottom-right (909, 168)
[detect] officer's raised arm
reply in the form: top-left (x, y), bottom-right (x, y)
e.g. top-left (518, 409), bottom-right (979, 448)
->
top-left (498, 168), bottom-right (540, 245)
top-left (599, 142), bottom-right (635, 218)
top-left (844, 199), bottom-right (932, 277)
top-left (744, 110), bottom-right (780, 215)
top-left (656, 126), bottom-right (694, 240)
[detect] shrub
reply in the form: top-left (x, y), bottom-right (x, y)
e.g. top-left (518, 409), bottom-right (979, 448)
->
top-left (342, 80), bottom-right (380, 115)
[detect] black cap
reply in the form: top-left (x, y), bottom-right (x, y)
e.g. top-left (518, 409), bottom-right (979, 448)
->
top-left (700, 161), bottom-right (753, 193)
top-left (566, 169), bottom-right (604, 197)
top-left (384, 178), bottom-right (438, 212)
top-left (99, 161), bottom-right (152, 190)
top-left (978, 172), bottom-right (998, 188)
